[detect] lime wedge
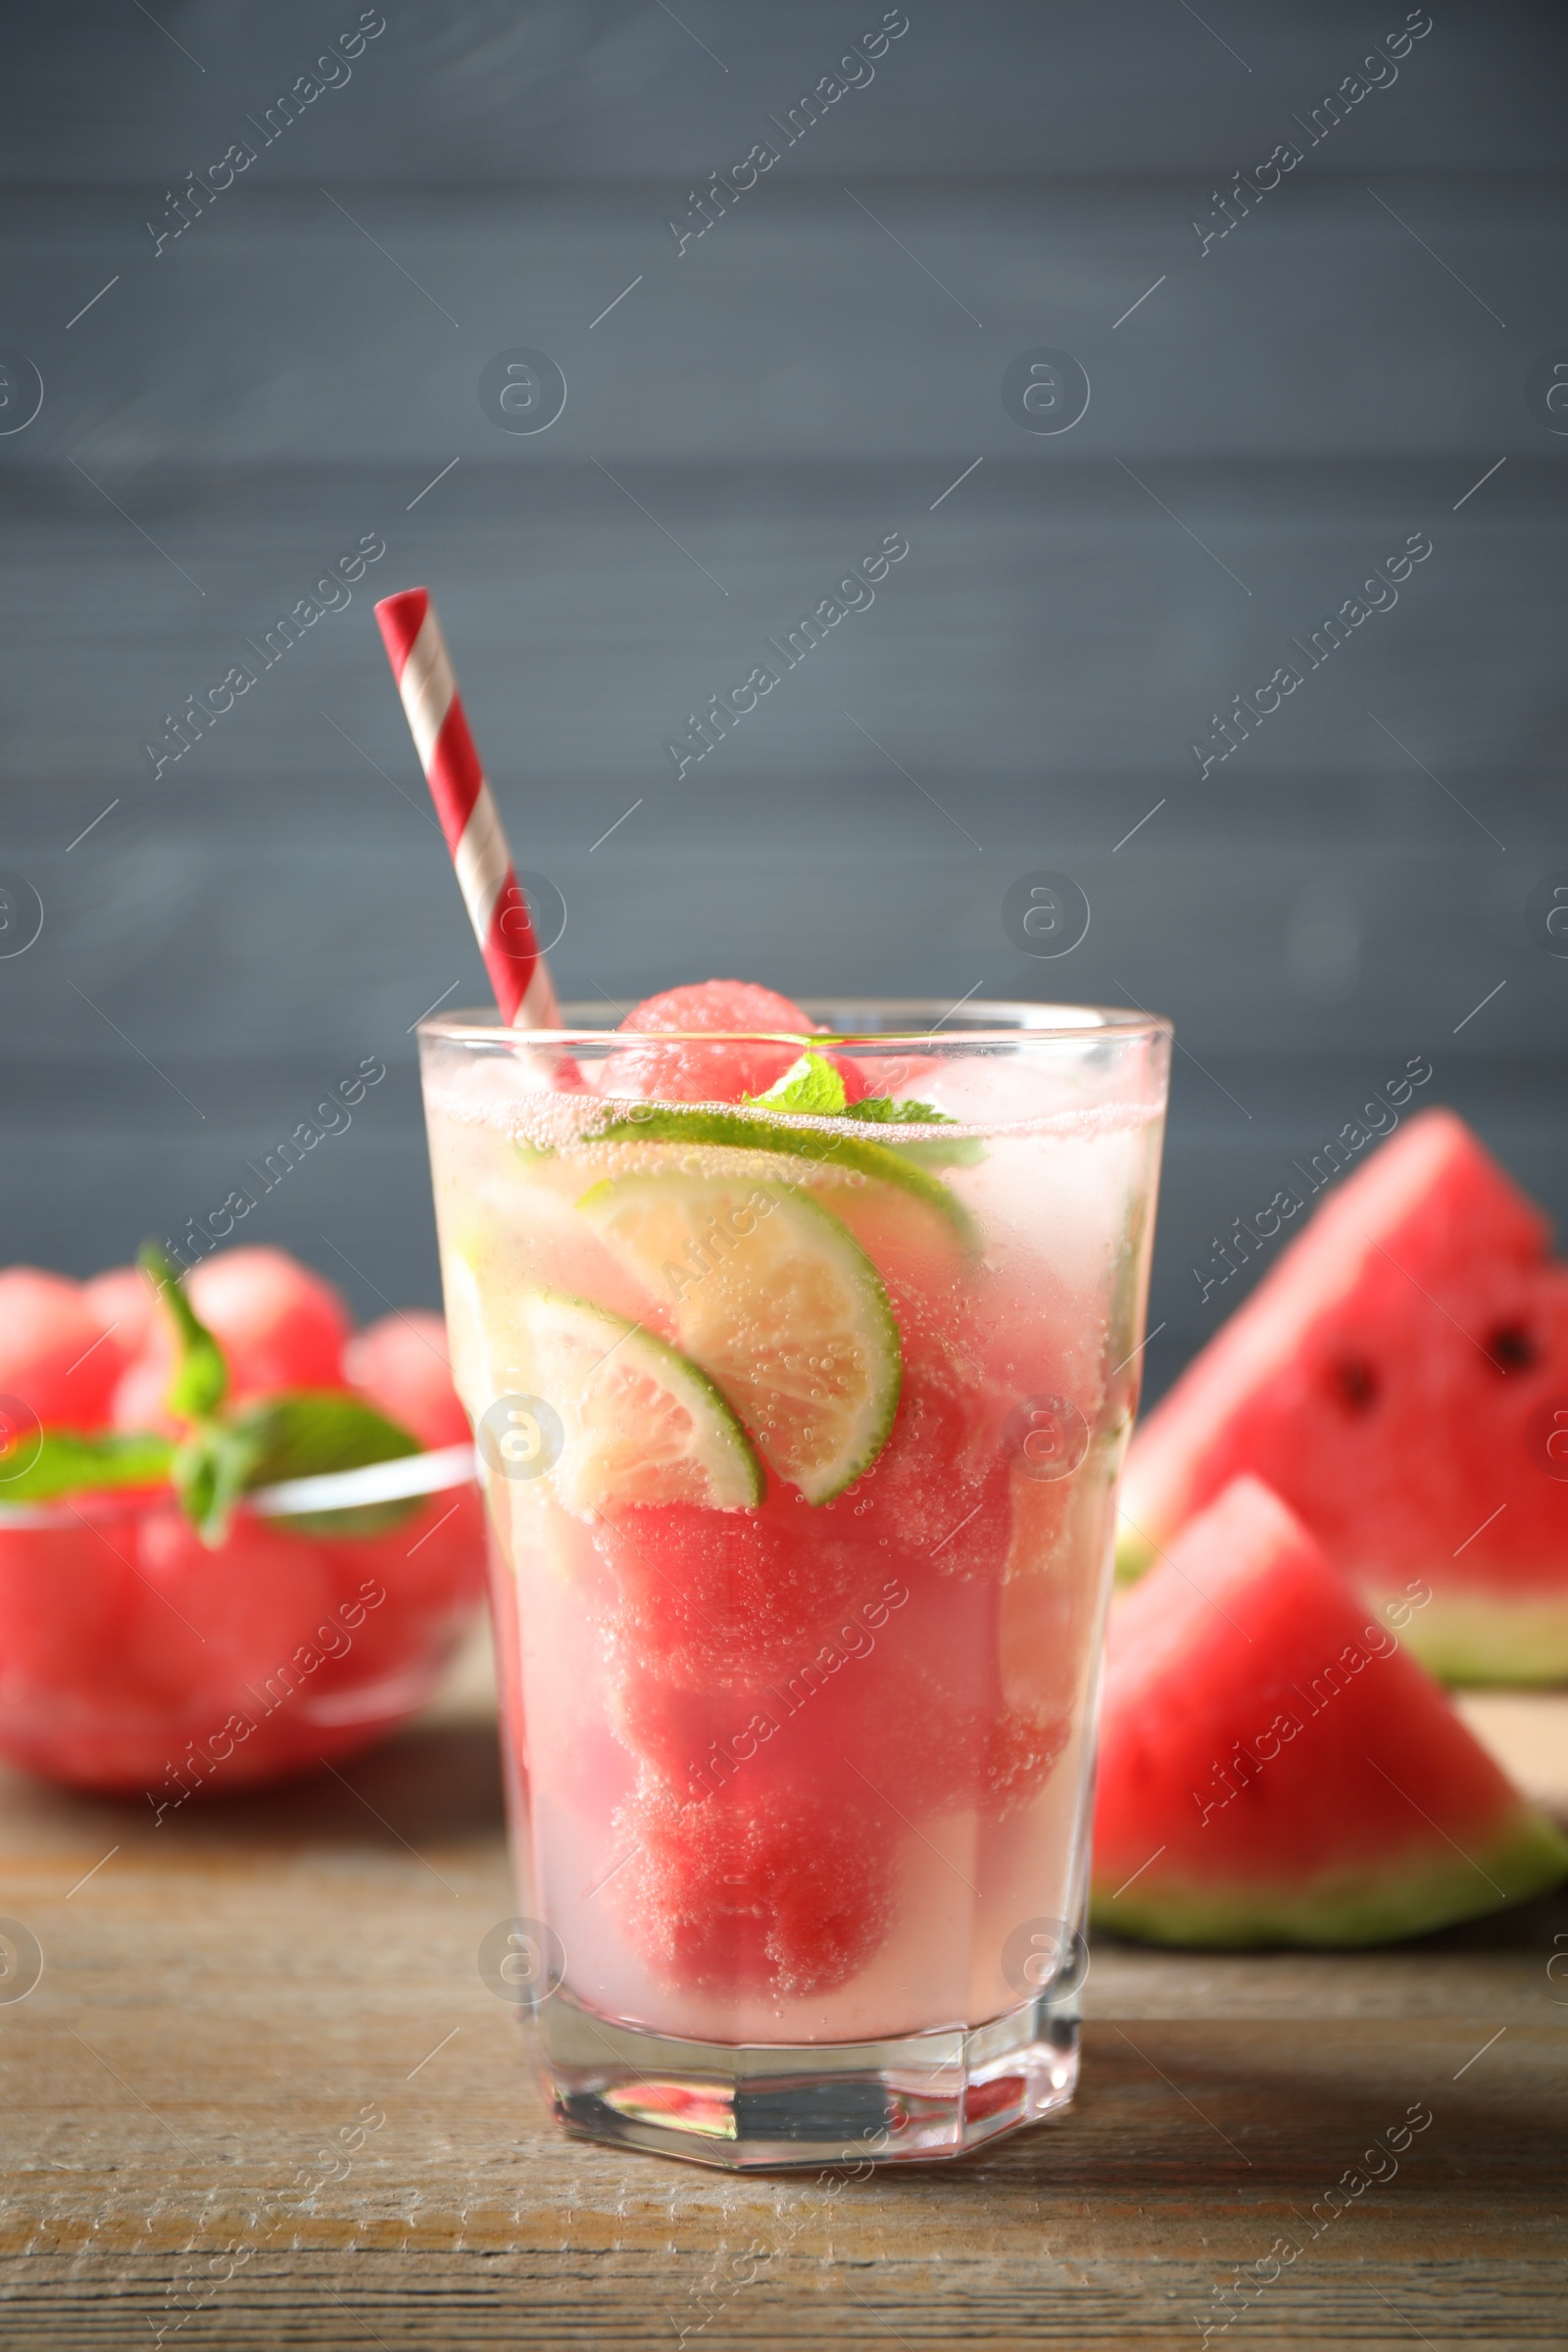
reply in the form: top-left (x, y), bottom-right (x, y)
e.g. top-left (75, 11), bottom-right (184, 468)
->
top-left (509, 1289), bottom-right (762, 1514)
top-left (579, 1174), bottom-right (903, 1503)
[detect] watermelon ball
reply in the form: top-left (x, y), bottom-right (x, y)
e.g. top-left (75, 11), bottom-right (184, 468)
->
top-left (851, 1369), bottom-right (1013, 1580)
top-left (129, 1506), bottom-right (334, 1715)
top-left (343, 1310), bottom-right (470, 1449)
top-left (0, 1520), bottom-right (162, 1788)
top-left (0, 1520), bottom-right (137, 1723)
top-left (312, 1482), bottom-right (487, 1684)
top-left (42, 1497), bottom-right (477, 1795)
top-left (949, 1702), bottom-right (1070, 1818)
top-left (802, 1633), bottom-right (1065, 1824)
top-left (608, 1595), bottom-right (923, 1803)
top-left (605, 980), bottom-right (870, 1106)
top-left (823, 1660), bottom-right (1066, 1823)
top-left (83, 1264), bottom-right (158, 1364)
top-left (606, 1667), bottom-right (714, 1794)
top-left (613, 1771), bottom-right (897, 1997)
top-left (0, 1508), bottom-right (337, 1793)
top-left (602, 1649), bottom-right (881, 1800)
top-left (593, 1486), bottom-right (865, 1689)
top-left (0, 1267), bottom-right (126, 1433)
top-left (114, 1247), bottom-right (353, 1428)
top-left (182, 1247), bottom-right (352, 1396)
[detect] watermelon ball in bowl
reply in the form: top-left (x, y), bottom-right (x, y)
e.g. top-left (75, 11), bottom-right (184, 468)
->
top-left (109, 1245), bottom-right (354, 1430)
top-left (0, 1246), bottom-right (484, 1798)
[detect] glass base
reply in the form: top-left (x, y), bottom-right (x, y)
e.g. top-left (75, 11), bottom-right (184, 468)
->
top-left (537, 1989), bottom-right (1080, 2171)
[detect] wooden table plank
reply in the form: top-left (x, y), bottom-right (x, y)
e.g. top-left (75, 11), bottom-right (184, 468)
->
top-left (2, 1637), bottom-right (1564, 2349)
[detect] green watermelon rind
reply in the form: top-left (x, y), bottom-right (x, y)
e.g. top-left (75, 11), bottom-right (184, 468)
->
top-left (1362, 1589), bottom-right (1568, 1688)
top-left (1118, 1535), bottom-right (1568, 1668)
top-left (1091, 1805), bottom-right (1568, 1949)
top-left (1114, 1518), bottom-right (1157, 1583)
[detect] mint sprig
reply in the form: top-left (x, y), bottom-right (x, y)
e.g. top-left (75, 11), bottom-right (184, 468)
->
top-left (746, 1051), bottom-right (851, 1116)
top-left (844, 1092), bottom-right (951, 1126)
top-left (0, 1245), bottom-right (423, 1546)
top-left (745, 1052), bottom-right (984, 1167)
top-left (588, 1048), bottom-right (986, 1210)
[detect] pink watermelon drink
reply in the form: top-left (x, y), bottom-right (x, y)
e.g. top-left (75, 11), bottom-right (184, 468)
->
top-left (420, 984), bottom-right (1169, 2167)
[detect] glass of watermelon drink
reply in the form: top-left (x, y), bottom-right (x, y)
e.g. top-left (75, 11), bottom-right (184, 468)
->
top-left (419, 988), bottom-right (1169, 2169)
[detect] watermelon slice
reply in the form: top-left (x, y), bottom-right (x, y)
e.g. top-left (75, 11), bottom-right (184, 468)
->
top-left (1120, 1109), bottom-right (1568, 1683)
top-left (1093, 1477), bottom-right (1568, 1945)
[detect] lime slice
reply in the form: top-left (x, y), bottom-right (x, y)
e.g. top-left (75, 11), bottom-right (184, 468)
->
top-left (510, 1289), bottom-right (762, 1514)
top-left (579, 1174), bottom-right (903, 1503)
top-left (591, 1102), bottom-right (980, 1247)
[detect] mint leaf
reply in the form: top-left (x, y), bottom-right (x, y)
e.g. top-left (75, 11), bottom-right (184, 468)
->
top-left (138, 1242), bottom-right (228, 1419)
top-left (845, 1095), bottom-right (954, 1125)
top-left (839, 1095), bottom-right (981, 1167)
top-left (231, 1391), bottom-right (421, 1487)
top-left (744, 1064), bottom-right (984, 1165)
top-left (0, 1427), bottom-right (175, 1503)
top-left (229, 1390), bottom-right (423, 1541)
top-left (172, 1392), bottom-right (422, 1545)
top-left (745, 1050), bottom-right (848, 1117)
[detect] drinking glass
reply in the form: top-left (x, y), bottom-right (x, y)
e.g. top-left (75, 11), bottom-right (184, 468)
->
top-left (420, 1002), bottom-right (1169, 2168)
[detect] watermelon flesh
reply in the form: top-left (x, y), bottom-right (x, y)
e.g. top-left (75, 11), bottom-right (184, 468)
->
top-left (1093, 1476), bottom-right (1567, 1945)
top-left (1120, 1109), bottom-right (1568, 1683)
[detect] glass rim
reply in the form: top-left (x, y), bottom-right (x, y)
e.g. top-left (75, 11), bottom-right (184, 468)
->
top-left (419, 999), bottom-right (1172, 1048)
top-left (0, 1442), bottom-right (478, 1532)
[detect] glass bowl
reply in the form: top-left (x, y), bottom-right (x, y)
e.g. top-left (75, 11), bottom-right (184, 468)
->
top-left (0, 1446), bottom-right (484, 1800)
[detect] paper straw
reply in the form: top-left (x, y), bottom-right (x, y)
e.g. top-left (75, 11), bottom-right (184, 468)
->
top-left (374, 586), bottom-right (560, 1030)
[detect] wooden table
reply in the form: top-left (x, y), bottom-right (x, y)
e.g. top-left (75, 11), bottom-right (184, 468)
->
top-left (3, 1636), bottom-right (1564, 2350)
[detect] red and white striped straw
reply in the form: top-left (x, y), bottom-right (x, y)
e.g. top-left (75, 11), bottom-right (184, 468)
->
top-left (374, 586), bottom-right (560, 1031)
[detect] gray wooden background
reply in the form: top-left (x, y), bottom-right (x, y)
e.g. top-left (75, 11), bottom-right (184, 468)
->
top-left (3, 0), bottom-right (1565, 1399)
